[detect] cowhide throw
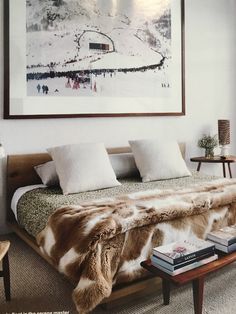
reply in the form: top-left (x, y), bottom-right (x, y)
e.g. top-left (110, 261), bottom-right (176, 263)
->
top-left (37, 179), bottom-right (236, 313)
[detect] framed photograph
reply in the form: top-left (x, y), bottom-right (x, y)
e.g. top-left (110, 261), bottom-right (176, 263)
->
top-left (4, 0), bottom-right (185, 119)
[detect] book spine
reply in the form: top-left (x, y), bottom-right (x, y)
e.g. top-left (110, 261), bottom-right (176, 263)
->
top-left (153, 246), bottom-right (215, 265)
top-left (151, 251), bottom-right (215, 271)
top-left (152, 251), bottom-right (173, 264)
top-left (172, 254), bottom-right (218, 275)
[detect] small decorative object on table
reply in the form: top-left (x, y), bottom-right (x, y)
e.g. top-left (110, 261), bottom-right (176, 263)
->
top-left (198, 134), bottom-right (218, 158)
top-left (218, 120), bottom-right (230, 158)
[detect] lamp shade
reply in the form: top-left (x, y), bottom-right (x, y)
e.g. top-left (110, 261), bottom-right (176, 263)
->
top-left (218, 120), bottom-right (230, 145)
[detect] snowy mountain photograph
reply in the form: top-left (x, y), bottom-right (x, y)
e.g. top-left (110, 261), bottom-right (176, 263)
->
top-left (26, 0), bottom-right (172, 98)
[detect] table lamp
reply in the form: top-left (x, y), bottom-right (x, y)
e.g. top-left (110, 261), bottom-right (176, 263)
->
top-left (218, 119), bottom-right (230, 157)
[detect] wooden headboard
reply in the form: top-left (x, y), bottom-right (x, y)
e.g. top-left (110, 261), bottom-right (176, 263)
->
top-left (6, 143), bottom-right (185, 223)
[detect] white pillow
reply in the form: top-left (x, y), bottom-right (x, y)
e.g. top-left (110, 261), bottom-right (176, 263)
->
top-left (47, 143), bottom-right (121, 195)
top-left (34, 160), bottom-right (59, 186)
top-left (109, 153), bottom-right (139, 179)
top-left (129, 138), bottom-right (191, 182)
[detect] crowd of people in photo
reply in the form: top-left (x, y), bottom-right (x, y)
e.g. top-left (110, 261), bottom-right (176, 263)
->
top-left (65, 76), bottom-right (97, 92)
top-left (35, 75), bottom-right (97, 95)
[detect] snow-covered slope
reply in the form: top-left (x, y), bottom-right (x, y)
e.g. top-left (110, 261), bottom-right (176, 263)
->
top-left (26, 0), bottom-right (171, 73)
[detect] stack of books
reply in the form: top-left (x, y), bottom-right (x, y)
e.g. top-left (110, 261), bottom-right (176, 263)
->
top-left (207, 225), bottom-right (236, 253)
top-left (151, 238), bottom-right (217, 276)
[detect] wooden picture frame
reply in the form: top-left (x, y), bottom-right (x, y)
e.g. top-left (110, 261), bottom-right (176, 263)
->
top-left (4, 0), bottom-right (185, 119)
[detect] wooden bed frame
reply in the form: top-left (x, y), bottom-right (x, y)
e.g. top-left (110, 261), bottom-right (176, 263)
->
top-left (6, 144), bottom-right (185, 306)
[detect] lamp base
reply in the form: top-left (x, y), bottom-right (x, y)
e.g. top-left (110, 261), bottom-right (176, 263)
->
top-left (220, 145), bottom-right (230, 158)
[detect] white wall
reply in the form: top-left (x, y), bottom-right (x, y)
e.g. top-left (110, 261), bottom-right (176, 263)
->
top-left (0, 0), bottom-right (236, 234)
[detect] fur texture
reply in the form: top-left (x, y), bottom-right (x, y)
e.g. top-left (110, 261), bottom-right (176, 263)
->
top-left (37, 179), bottom-right (236, 313)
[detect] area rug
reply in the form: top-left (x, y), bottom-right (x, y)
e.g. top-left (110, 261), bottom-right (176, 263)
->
top-left (0, 234), bottom-right (235, 314)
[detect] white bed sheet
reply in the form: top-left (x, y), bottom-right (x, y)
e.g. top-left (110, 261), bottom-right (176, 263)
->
top-left (11, 184), bottom-right (46, 220)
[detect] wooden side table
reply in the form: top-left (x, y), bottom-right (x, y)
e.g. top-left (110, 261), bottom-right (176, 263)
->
top-left (0, 241), bottom-right (11, 301)
top-left (190, 156), bottom-right (236, 178)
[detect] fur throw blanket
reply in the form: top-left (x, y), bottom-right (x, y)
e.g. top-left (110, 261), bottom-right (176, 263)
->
top-left (37, 179), bottom-right (236, 313)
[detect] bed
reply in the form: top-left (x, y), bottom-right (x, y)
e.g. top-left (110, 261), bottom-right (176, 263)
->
top-left (6, 145), bottom-right (236, 313)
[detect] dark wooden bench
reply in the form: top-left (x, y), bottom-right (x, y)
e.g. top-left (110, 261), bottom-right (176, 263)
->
top-left (141, 251), bottom-right (236, 314)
